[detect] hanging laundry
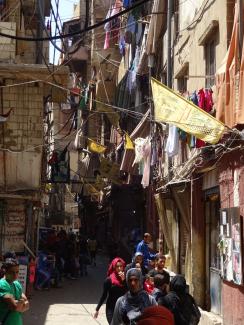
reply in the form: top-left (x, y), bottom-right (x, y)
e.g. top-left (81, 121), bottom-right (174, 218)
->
top-left (150, 141), bottom-right (157, 166)
top-left (119, 34), bottom-right (126, 56)
top-left (141, 137), bottom-right (151, 188)
top-left (131, 46), bottom-right (140, 89)
top-left (88, 138), bottom-right (106, 154)
top-left (123, 0), bottom-right (132, 7)
top-left (196, 88), bottom-right (214, 147)
top-left (104, 0), bottom-right (123, 50)
top-left (190, 91), bottom-right (198, 106)
top-left (133, 137), bottom-right (147, 165)
top-left (0, 108), bottom-right (13, 122)
top-left (49, 149), bottom-right (70, 182)
top-left (205, 88), bottom-right (214, 112)
top-left (165, 125), bottom-right (179, 158)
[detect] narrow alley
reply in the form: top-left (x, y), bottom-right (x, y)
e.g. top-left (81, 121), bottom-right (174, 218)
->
top-left (23, 255), bottom-right (108, 325)
top-left (1, 0), bottom-right (244, 324)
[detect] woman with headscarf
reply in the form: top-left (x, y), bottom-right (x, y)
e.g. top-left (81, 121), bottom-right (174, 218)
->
top-left (162, 275), bottom-right (201, 325)
top-left (111, 268), bottom-right (157, 325)
top-left (125, 252), bottom-right (147, 276)
top-left (137, 305), bottom-right (174, 325)
top-left (94, 257), bottom-right (127, 324)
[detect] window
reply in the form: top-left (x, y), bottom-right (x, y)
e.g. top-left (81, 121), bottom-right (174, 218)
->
top-left (175, 62), bottom-right (189, 93)
top-left (177, 76), bottom-right (187, 93)
top-left (205, 39), bottom-right (216, 88)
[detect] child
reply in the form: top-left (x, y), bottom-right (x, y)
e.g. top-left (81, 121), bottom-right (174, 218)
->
top-left (144, 274), bottom-right (154, 294)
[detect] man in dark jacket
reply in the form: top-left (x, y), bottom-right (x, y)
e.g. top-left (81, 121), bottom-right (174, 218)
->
top-left (162, 275), bottom-right (201, 325)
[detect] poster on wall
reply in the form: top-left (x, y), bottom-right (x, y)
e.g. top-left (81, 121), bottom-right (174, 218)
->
top-left (220, 208), bottom-right (243, 285)
top-left (4, 201), bottom-right (26, 253)
top-left (231, 212), bottom-right (242, 285)
top-left (18, 264), bottom-right (28, 294)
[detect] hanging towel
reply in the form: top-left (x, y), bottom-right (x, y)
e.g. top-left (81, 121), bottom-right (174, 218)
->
top-left (165, 125), bottom-right (179, 157)
top-left (141, 137), bottom-right (151, 188)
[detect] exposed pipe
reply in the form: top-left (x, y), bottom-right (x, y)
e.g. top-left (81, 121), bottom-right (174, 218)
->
top-left (167, 0), bottom-right (173, 180)
top-left (167, 0), bottom-right (173, 88)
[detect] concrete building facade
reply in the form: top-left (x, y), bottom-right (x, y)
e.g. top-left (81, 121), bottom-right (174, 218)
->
top-left (0, 0), bottom-right (68, 255)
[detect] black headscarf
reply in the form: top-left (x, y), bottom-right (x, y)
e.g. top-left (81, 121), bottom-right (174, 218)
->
top-left (170, 275), bottom-right (187, 296)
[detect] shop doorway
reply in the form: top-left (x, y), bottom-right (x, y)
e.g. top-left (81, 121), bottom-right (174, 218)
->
top-left (205, 187), bottom-right (222, 314)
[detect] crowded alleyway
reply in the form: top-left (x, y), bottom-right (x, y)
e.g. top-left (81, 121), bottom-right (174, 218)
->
top-left (23, 255), bottom-right (108, 325)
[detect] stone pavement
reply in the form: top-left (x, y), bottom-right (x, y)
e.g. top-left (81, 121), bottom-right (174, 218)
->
top-left (23, 255), bottom-right (110, 325)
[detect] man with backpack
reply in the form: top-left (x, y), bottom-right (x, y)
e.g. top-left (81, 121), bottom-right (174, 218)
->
top-left (162, 274), bottom-right (201, 325)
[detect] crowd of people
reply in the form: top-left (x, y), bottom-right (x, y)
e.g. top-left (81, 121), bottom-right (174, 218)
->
top-left (35, 229), bottom-right (98, 290)
top-left (94, 233), bottom-right (201, 325)
top-left (0, 231), bottom-right (201, 325)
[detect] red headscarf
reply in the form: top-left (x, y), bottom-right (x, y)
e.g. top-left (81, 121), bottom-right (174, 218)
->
top-left (107, 257), bottom-right (126, 287)
top-left (137, 306), bottom-right (174, 325)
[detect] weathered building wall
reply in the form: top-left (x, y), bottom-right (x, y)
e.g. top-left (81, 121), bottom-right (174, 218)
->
top-left (219, 151), bottom-right (244, 325)
top-left (2, 199), bottom-right (26, 253)
top-left (0, 82), bottom-right (43, 190)
top-left (172, 0), bottom-right (231, 92)
top-left (191, 177), bottom-right (205, 306)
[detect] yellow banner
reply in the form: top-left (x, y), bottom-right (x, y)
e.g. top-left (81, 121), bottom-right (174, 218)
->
top-left (100, 158), bottom-right (121, 185)
top-left (88, 138), bottom-right (106, 154)
top-left (125, 132), bottom-right (134, 150)
top-left (151, 78), bottom-right (225, 144)
top-left (96, 101), bottom-right (120, 128)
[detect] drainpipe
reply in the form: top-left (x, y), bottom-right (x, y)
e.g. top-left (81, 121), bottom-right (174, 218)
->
top-left (167, 0), bottom-right (173, 88)
top-left (36, 0), bottom-right (44, 64)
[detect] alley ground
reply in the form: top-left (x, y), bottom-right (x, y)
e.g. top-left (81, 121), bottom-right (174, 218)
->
top-left (23, 255), bottom-right (109, 325)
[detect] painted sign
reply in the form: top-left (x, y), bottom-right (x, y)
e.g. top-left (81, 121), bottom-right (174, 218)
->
top-left (18, 264), bottom-right (28, 294)
top-left (4, 200), bottom-right (26, 253)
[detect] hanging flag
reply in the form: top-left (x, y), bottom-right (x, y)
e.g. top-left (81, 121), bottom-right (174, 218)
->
top-left (151, 78), bottom-right (225, 144)
top-left (0, 108), bottom-right (13, 123)
top-left (96, 101), bottom-right (120, 128)
top-left (88, 138), bottom-right (106, 154)
top-left (100, 158), bottom-right (121, 185)
top-left (125, 132), bottom-right (134, 150)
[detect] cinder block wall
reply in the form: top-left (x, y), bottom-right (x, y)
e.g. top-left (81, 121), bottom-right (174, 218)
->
top-left (1, 81), bottom-right (44, 151)
top-left (0, 22), bottom-right (16, 62)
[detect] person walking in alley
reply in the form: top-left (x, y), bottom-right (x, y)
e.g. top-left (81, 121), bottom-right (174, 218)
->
top-left (162, 275), bottom-right (201, 325)
top-left (78, 235), bottom-right (89, 276)
top-left (136, 233), bottom-right (157, 268)
top-left (0, 258), bottom-right (29, 325)
top-left (125, 252), bottom-right (147, 276)
top-left (148, 254), bottom-right (170, 282)
top-left (151, 274), bottom-right (169, 305)
top-left (111, 268), bottom-right (157, 325)
top-left (87, 236), bottom-right (97, 266)
top-left (94, 257), bottom-right (127, 324)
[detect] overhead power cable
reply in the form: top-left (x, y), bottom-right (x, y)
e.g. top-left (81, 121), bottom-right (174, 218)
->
top-left (0, 0), bottom-right (152, 41)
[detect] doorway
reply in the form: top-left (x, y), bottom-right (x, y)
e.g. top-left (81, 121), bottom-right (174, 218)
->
top-left (205, 187), bottom-right (222, 314)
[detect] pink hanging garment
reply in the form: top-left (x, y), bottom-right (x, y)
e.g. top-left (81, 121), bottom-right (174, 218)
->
top-left (104, 31), bottom-right (110, 50)
top-left (104, 0), bottom-right (122, 49)
top-left (204, 89), bottom-right (213, 112)
top-left (196, 89), bottom-right (206, 148)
